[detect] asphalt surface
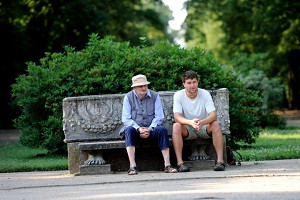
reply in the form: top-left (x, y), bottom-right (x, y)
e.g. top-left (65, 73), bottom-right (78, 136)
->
top-left (1, 159), bottom-right (300, 200)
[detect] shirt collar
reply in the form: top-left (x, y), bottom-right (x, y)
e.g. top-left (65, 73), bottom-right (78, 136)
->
top-left (133, 89), bottom-right (151, 99)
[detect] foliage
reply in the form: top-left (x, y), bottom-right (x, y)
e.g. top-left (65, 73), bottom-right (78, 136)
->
top-left (230, 53), bottom-right (286, 127)
top-left (12, 34), bottom-right (261, 153)
top-left (243, 70), bottom-right (286, 127)
top-left (0, 0), bottom-right (172, 129)
top-left (0, 0), bottom-right (171, 52)
top-left (184, 0), bottom-right (300, 109)
top-left (229, 53), bottom-right (273, 76)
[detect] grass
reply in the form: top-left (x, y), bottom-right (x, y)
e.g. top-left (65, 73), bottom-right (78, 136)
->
top-left (0, 127), bottom-right (299, 172)
top-left (0, 142), bottom-right (68, 173)
top-left (237, 127), bottom-right (300, 161)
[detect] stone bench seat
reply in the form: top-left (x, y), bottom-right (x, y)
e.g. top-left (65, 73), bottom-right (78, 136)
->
top-left (78, 137), bottom-right (222, 151)
top-left (63, 89), bottom-right (230, 175)
top-left (79, 141), bottom-right (126, 150)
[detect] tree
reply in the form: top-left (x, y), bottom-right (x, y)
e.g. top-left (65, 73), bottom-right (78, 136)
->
top-left (12, 35), bottom-right (261, 153)
top-left (184, 0), bottom-right (300, 109)
top-left (0, 0), bottom-right (172, 128)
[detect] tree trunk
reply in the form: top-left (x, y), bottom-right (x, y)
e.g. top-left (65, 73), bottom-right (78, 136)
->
top-left (288, 50), bottom-right (300, 109)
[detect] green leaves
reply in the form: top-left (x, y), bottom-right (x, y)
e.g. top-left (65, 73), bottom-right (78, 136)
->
top-left (185, 0), bottom-right (300, 109)
top-left (12, 35), bottom-right (261, 153)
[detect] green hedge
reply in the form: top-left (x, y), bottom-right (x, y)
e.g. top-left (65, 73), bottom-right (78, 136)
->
top-left (12, 34), bottom-right (261, 154)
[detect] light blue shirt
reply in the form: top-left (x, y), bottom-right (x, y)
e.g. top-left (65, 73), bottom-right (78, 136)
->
top-left (122, 89), bottom-right (164, 130)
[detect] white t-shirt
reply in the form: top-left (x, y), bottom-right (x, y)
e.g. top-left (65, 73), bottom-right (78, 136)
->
top-left (173, 88), bottom-right (216, 120)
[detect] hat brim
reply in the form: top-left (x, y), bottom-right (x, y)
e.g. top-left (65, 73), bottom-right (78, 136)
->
top-left (131, 81), bottom-right (150, 87)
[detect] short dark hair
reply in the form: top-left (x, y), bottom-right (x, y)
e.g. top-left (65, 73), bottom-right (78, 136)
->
top-left (182, 70), bottom-right (198, 83)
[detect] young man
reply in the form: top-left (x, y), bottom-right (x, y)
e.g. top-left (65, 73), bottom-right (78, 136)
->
top-left (172, 70), bottom-right (225, 172)
top-left (121, 74), bottom-right (177, 175)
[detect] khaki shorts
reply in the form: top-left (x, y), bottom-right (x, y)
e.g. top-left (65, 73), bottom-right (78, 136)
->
top-left (184, 125), bottom-right (212, 140)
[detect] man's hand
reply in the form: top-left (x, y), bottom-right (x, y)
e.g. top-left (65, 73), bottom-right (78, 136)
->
top-left (191, 118), bottom-right (203, 130)
top-left (138, 127), bottom-right (150, 138)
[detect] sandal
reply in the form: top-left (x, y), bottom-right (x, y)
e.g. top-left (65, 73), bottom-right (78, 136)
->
top-left (128, 167), bottom-right (138, 175)
top-left (164, 165), bottom-right (178, 173)
top-left (177, 163), bottom-right (190, 172)
top-left (213, 162), bottom-right (225, 171)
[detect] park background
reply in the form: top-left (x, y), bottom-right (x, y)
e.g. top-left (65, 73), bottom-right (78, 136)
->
top-left (0, 0), bottom-right (299, 171)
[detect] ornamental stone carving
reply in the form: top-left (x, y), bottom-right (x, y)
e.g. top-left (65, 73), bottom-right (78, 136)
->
top-left (63, 89), bottom-right (230, 143)
top-left (63, 95), bottom-right (124, 142)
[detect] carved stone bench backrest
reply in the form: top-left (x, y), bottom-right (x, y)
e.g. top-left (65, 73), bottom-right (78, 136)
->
top-left (63, 88), bottom-right (230, 143)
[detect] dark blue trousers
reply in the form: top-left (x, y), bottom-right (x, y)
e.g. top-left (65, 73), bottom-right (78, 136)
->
top-left (125, 126), bottom-right (169, 150)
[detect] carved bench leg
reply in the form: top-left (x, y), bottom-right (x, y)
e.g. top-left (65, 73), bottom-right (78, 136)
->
top-left (79, 150), bottom-right (112, 175)
top-left (84, 150), bottom-right (106, 165)
top-left (188, 144), bottom-right (210, 161)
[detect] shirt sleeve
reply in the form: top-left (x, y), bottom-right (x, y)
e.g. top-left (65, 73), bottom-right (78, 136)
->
top-left (150, 95), bottom-right (164, 128)
top-left (205, 92), bottom-right (216, 113)
top-left (173, 91), bottom-right (183, 114)
top-left (121, 95), bottom-right (139, 130)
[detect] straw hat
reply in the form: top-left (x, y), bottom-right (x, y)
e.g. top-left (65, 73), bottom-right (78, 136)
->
top-left (131, 74), bottom-right (150, 87)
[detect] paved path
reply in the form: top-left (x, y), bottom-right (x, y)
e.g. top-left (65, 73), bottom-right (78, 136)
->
top-left (0, 129), bottom-right (20, 146)
top-left (275, 110), bottom-right (300, 127)
top-left (1, 159), bottom-right (300, 200)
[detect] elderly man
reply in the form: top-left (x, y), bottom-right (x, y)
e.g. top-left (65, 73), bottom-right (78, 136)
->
top-left (120, 74), bottom-right (177, 175)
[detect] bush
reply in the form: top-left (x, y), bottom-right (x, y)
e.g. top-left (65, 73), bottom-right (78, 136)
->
top-left (230, 53), bottom-right (286, 128)
top-left (12, 34), bottom-right (261, 154)
top-left (243, 70), bottom-right (286, 127)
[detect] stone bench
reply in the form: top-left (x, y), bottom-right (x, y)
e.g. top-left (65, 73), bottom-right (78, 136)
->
top-left (63, 88), bottom-right (230, 175)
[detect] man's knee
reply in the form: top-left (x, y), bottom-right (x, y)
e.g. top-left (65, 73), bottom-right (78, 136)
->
top-left (125, 126), bottom-right (139, 143)
top-left (125, 126), bottom-right (136, 135)
top-left (156, 126), bottom-right (167, 131)
top-left (210, 121), bottom-right (221, 132)
top-left (173, 122), bottom-right (186, 138)
top-left (155, 126), bottom-right (167, 135)
top-left (173, 122), bottom-right (182, 132)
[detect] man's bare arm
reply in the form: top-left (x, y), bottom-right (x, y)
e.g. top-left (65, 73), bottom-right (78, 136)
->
top-left (175, 111), bottom-right (217, 130)
top-left (174, 112), bottom-right (191, 125)
top-left (174, 112), bottom-right (200, 129)
top-left (199, 110), bottom-right (217, 126)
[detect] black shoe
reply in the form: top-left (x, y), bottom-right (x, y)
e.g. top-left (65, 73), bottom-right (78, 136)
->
top-left (213, 162), bottom-right (225, 171)
top-left (177, 163), bottom-right (190, 172)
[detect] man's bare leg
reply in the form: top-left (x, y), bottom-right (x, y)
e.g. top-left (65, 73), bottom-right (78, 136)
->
top-left (161, 148), bottom-right (171, 167)
top-left (126, 146), bottom-right (136, 167)
top-left (209, 121), bottom-right (224, 163)
top-left (172, 123), bottom-right (190, 172)
top-left (161, 148), bottom-right (177, 173)
top-left (207, 121), bottom-right (225, 171)
top-left (172, 123), bottom-right (184, 165)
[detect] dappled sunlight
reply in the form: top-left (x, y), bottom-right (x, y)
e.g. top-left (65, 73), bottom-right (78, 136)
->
top-left (0, 171), bottom-right (71, 181)
top-left (43, 176), bottom-right (300, 200)
top-left (260, 132), bottom-right (300, 139)
top-left (188, 176), bottom-right (300, 192)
